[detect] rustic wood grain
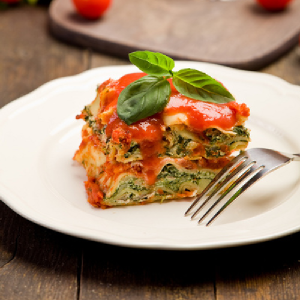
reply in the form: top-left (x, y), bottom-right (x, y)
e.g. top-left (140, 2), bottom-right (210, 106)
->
top-left (0, 202), bottom-right (21, 268)
top-left (79, 241), bottom-right (216, 300)
top-left (0, 5), bottom-right (86, 300)
top-left (90, 51), bottom-right (129, 69)
top-left (49, 0), bottom-right (300, 70)
top-left (0, 5), bottom-right (88, 107)
top-left (1, 3), bottom-right (300, 300)
top-left (214, 233), bottom-right (300, 300)
top-left (262, 45), bottom-right (300, 85)
top-left (0, 217), bottom-right (80, 300)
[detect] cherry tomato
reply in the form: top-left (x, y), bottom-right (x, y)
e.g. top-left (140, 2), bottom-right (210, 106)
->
top-left (256, 0), bottom-right (293, 11)
top-left (72, 0), bottom-right (112, 20)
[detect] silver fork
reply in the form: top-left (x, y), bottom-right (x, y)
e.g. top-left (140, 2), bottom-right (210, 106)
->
top-left (185, 148), bottom-right (300, 226)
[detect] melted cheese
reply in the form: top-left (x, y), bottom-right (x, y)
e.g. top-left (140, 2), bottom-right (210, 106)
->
top-left (163, 112), bottom-right (189, 127)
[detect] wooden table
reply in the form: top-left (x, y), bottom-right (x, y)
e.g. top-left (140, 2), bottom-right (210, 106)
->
top-left (1, 4), bottom-right (300, 300)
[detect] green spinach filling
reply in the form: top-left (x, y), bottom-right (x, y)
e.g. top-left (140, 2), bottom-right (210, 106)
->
top-left (156, 164), bottom-right (215, 192)
top-left (106, 164), bottom-right (216, 203)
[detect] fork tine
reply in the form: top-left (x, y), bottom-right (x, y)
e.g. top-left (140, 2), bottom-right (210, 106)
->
top-left (185, 151), bottom-right (247, 216)
top-left (192, 160), bottom-right (255, 220)
top-left (191, 157), bottom-right (255, 219)
top-left (204, 165), bottom-right (266, 226)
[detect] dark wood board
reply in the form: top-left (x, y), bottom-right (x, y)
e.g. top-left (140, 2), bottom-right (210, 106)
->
top-left (49, 0), bottom-right (300, 70)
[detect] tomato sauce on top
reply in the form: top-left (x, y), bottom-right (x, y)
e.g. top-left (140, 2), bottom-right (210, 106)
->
top-left (99, 72), bottom-right (249, 185)
top-left (104, 73), bottom-right (164, 147)
top-left (104, 72), bottom-right (249, 137)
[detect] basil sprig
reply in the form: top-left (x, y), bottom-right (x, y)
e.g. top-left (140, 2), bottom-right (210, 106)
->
top-left (129, 51), bottom-right (175, 77)
top-left (117, 76), bottom-right (171, 125)
top-left (173, 68), bottom-right (235, 104)
top-left (117, 51), bottom-right (235, 125)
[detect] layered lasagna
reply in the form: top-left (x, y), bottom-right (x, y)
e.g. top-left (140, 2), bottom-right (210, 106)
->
top-left (73, 72), bottom-right (250, 208)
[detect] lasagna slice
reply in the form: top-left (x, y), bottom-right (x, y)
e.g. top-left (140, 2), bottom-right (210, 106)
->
top-left (74, 72), bottom-right (250, 208)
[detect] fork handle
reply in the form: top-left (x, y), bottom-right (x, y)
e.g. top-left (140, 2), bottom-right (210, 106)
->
top-left (292, 153), bottom-right (300, 161)
top-left (276, 151), bottom-right (300, 161)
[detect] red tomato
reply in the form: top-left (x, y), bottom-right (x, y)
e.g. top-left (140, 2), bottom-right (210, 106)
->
top-left (72, 0), bottom-right (112, 20)
top-left (256, 0), bottom-right (293, 11)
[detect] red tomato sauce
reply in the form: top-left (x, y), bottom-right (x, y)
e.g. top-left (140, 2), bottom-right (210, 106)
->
top-left (106, 112), bottom-right (163, 143)
top-left (84, 177), bottom-right (105, 208)
top-left (140, 156), bottom-right (164, 185)
top-left (165, 93), bottom-right (249, 132)
top-left (101, 73), bottom-right (249, 184)
top-left (104, 72), bottom-right (249, 136)
top-left (104, 73), bottom-right (165, 160)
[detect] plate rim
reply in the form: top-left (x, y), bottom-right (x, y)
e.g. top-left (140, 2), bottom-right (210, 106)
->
top-left (1, 62), bottom-right (300, 250)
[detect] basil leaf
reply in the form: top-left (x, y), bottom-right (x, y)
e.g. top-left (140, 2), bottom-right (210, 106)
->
top-left (117, 75), bottom-right (171, 125)
top-left (173, 68), bottom-right (235, 104)
top-left (129, 51), bottom-right (175, 77)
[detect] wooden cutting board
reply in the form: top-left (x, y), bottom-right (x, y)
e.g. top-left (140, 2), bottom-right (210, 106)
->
top-left (49, 0), bottom-right (300, 70)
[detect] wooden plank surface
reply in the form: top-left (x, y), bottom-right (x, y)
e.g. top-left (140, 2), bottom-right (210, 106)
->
top-left (0, 5), bottom-right (85, 299)
top-left (49, 0), bottom-right (300, 70)
top-left (80, 242), bottom-right (216, 300)
top-left (0, 5), bottom-right (88, 106)
top-left (215, 235), bottom-right (300, 300)
top-left (0, 214), bottom-right (79, 300)
top-left (0, 202), bottom-right (20, 268)
top-left (1, 4), bottom-right (300, 300)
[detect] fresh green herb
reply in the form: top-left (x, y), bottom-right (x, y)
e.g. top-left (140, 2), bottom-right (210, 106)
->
top-left (173, 68), bottom-right (235, 104)
top-left (129, 51), bottom-right (175, 77)
top-left (117, 50), bottom-right (235, 125)
top-left (117, 75), bottom-right (171, 125)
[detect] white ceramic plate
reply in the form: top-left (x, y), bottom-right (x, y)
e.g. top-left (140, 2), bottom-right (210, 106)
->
top-left (1, 62), bottom-right (300, 250)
